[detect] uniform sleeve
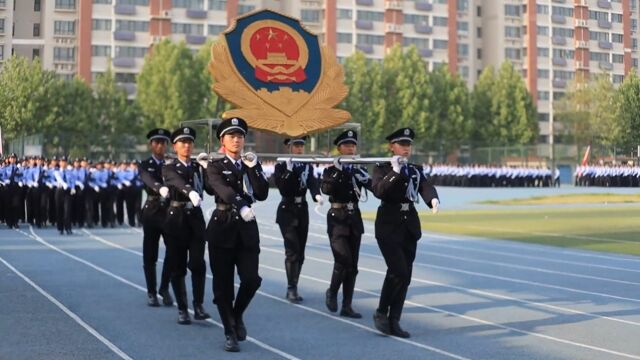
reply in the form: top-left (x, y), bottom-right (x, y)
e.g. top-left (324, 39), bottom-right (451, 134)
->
top-left (372, 164), bottom-right (406, 201)
top-left (320, 166), bottom-right (341, 195)
top-left (205, 161), bottom-right (250, 209)
top-left (417, 166), bottom-right (439, 208)
top-left (245, 162), bottom-right (269, 201)
top-left (138, 165), bottom-right (163, 194)
top-left (274, 162), bottom-right (298, 197)
top-left (162, 164), bottom-right (193, 196)
top-left (307, 164), bottom-right (321, 199)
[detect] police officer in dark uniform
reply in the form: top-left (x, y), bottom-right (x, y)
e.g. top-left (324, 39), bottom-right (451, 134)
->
top-left (4, 153), bottom-right (23, 229)
top-left (162, 127), bottom-right (210, 324)
top-left (204, 118), bottom-right (269, 352)
top-left (372, 128), bottom-right (440, 338)
top-left (321, 130), bottom-right (372, 318)
top-left (138, 128), bottom-right (174, 307)
top-left (274, 136), bottom-right (324, 303)
top-left (54, 156), bottom-right (75, 235)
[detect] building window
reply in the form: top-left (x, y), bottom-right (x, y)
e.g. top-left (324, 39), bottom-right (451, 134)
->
top-left (301, 9), bottom-right (320, 23)
top-left (173, 0), bottom-right (204, 8)
top-left (208, 24), bottom-right (226, 35)
top-left (404, 14), bottom-right (428, 25)
top-left (33, 23), bottom-right (40, 37)
top-left (611, 13), bottom-right (623, 23)
top-left (537, 47), bottom-right (549, 57)
top-left (612, 33), bottom-right (623, 43)
top-left (54, 47), bottom-right (76, 61)
top-left (552, 27), bottom-right (574, 38)
top-left (554, 70), bottom-right (574, 80)
top-left (34, 0), bottom-right (41, 11)
top-left (433, 39), bottom-right (448, 49)
top-left (92, 45), bottom-right (111, 57)
top-left (92, 19), bottom-right (112, 31)
top-left (32, 48), bottom-right (40, 60)
top-left (589, 10), bottom-right (609, 21)
top-left (457, 21), bottom-right (468, 33)
top-left (55, 0), bottom-right (76, 9)
top-left (171, 23), bottom-right (203, 35)
top-left (476, 6), bottom-right (481, 17)
top-left (93, 0), bottom-right (112, 4)
top-left (613, 54), bottom-right (624, 63)
top-left (357, 10), bottom-right (384, 22)
top-left (237, 4), bottom-right (254, 15)
top-left (505, 48), bottom-right (521, 60)
top-left (457, 43), bottom-right (469, 56)
top-left (476, 27), bottom-right (482, 38)
top-left (536, 4), bottom-right (548, 14)
top-left (115, 73), bottom-right (136, 83)
top-left (589, 31), bottom-right (609, 42)
top-left (433, 16), bottom-right (447, 27)
top-left (0, 19), bottom-right (4, 34)
top-left (477, 48), bottom-right (482, 59)
top-left (538, 91), bottom-right (550, 101)
top-left (504, 4), bottom-right (520, 16)
top-left (403, 37), bottom-right (428, 48)
top-left (537, 25), bottom-right (548, 36)
top-left (590, 52), bottom-right (610, 62)
top-left (505, 26), bottom-right (521, 38)
top-left (613, 74), bottom-right (625, 84)
top-left (337, 32), bottom-right (352, 44)
top-left (0, 45), bottom-right (4, 61)
top-left (54, 20), bottom-right (75, 35)
top-left (208, 0), bottom-right (226, 10)
top-left (116, 20), bottom-right (149, 32)
top-left (337, 9), bottom-right (352, 19)
top-left (356, 34), bottom-right (384, 45)
top-left (0, 0), bottom-right (6, 7)
top-left (116, 0), bottom-right (149, 5)
top-left (553, 48), bottom-right (574, 59)
top-left (457, 0), bottom-right (468, 11)
top-left (115, 46), bottom-right (147, 58)
top-left (552, 6), bottom-right (573, 17)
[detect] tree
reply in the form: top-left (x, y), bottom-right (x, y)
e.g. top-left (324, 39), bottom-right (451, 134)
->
top-left (471, 66), bottom-right (496, 145)
top-left (94, 67), bottom-right (141, 157)
top-left (194, 38), bottom-right (229, 118)
top-left (615, 70), bottom-right (640, 152)
top-left (136, 39), bottom-right (209, 130)
top-left (0, 56), bottom-right (58, 142)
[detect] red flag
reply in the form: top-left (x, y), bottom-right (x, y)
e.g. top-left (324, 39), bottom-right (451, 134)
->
top-left (581, 145), bottom-right (591, 166)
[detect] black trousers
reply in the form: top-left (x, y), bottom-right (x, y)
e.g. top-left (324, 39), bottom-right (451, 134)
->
top-left (5, 184), bottom-right (22, 227)
top-left (26, 187), bottom-right (38, 225)
top-left (48, 188), bottom-right (57, 225)
top-left (277, 203), bottom-right (309, 287)
top-left (376, 227), bottom-right (417, 321)
top-left (72, 186), bottom-right (85, 227)
top-left (38, 187), bottom-right (49, 227)
top-left (83, 187), bottom-right (98, 227)
top-left (100, 187), bottom-right (115, 227)
top-left (327, 210), bottom-right (362, 305)
top-left (116, 188), bottom-right (126, 225)
top-left (210, 240), bottom-right (261, 336)
top-left (55, 188), bottom-right (72, 232)
top-left (164, 206), bottom-right (206, 310)
top-left (124, 187), bottom-right (139, 227)
top-left (141, 200), bottom-right (172, 295)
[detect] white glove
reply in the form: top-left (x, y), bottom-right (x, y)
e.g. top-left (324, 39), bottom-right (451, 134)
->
top-left (93, 185), bottom-right (99, 193)
top-left (117, 184), bottom-right (123, 190)
top-left (62, 183), bottom-right (69, 190)
top-left (159, 186), bottom-right (169, 198)
top-left (196, 152), bottom-right (208, 169)
top-left (285, 158), bottom-right (294, 171)
top-left (188, 191), bottom-right (202, 207)
top-left (18, 181), bottom-right (23, 187)
top-left (123, 180), bottom-right (131, 187)
top-left (332, 157), bottom-right (343, 171)
top-left (242, 152), bottom-right (258, 168)
top-left (70, 188), bottom-right (76, 195)
top-left (391, 155), bottom-right (402, 174)
top-left (47, 183), bottom-right (53, 189)
top-left (315, 194), bottom-right (324, 206)
top-left (240, 206), bottom-right (256, 222)
top-left (431, 198), bottom-right (440, 214)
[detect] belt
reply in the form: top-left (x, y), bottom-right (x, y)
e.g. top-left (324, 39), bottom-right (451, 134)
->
top-left (283, 196), bottom-right (305, 204)
top-left (216, 203), bottom-right (232, 211)
top-left (382, 202), bottom-right (413, 211)
top-left (170, 201), bottom-right (193, 209)
top-left (331, 202), bottom-right (358, 211)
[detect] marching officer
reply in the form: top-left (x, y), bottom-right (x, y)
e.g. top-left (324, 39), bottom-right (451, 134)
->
top-left (204, 117), bottom-right (269, 352)
top-left (321, 130), bottom-right (371, 318)
top-left (3, 153), bottom-right (23, 229)
top-left (274, 136), bottom-right (324, 303)
top-left (53, 156), bottom-right (76, 235)
top-left (372, 128), bottom-right (440, 338)
top-left (162, 126), bottom-right (210, 325)
top-left (138, 128), bottom-right (174, 307)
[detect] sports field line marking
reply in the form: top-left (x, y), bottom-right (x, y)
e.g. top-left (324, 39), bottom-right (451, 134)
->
top-left (19, 227), bottom-right (300, 360)
top-left (254, 222), bottom-right (640, 326)
top-left (80, 228), bottom-right (471, 360)
top-left (0, 254), bottom-right (134, 360)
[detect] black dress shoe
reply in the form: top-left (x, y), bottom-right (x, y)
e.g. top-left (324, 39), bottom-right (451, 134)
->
top-left (177, 310), bottom-right (191, 325)
top-left (373, 311), bottom-right (390, 335)
top-left (193, 304), bottom-right (211, 320)
top-left (66, 229), bottom-right (73, 235)
top-left (286, 287), bottom-right (301, 304)
top-left (147, 294), bottom-right (160, 307)
top-left (59, 230), bottom-right (64, 235)
top-left (340, 305), bottom-right (362, 318)
top-left (224, 334), bottom-right (240, 352)
top-left (158, 288), bottom-right (174, 306)
top-left (235, 317), bottom-right (247, 341)
top-left (325, 289), bottom-right (338, 312)
top-left (389, 319), bottom-right (410, 338)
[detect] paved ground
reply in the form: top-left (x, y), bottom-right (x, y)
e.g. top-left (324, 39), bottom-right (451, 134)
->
top-left (1, 188), bottom-right (640, 359)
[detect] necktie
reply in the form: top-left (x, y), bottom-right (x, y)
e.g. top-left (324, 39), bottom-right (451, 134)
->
top-left (236, 161), bottom-right (242, 171)
top-left (402, 165), bottom-right (409, 176)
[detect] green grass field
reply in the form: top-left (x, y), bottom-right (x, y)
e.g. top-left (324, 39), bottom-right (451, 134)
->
top-left (478, 193), bottom-right (640, 206)
top-left (362, 206), bottom-right (640, 256)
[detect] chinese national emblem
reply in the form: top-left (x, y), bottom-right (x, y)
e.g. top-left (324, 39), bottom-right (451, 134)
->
top-left (209, 9), bottom-right (351, 136)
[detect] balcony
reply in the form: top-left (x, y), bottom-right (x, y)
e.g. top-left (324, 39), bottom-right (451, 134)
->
top-left (576, 61), bottom-right (588, 70)
top-left (113, 57), bottom-right (136, 68)
top-left (114, 31), bottom-right (136, 41)
top-left (186, 34), bottom-right (206, 45)
top-left (597, 0), bottom-right (612, 9)
top-left (552, 0), bottom-right (566, 3)
top-left (186, 9), bottom-right (208, 19)
top-left (575, 40), bottom-right (588, 48)
top-left (552, 36), bottom-right (567, 45)
top-left (355, 44), bottom-right (373, 54)
top-left (598, 19), bottom-right (612, 29)
top-left (356, 0), bottom-right (373, 5)
top-left (552, 57), bottom-right (567, 66)
top-left (599, 61), bottom-right (613, 71)
top-left (419, 48), bottom-right (433, 58)
top-left (551, 15), bottom-right (566, 24)
top-left (114, 4), bottom-right (136, 15)
top-left (553, 79), bottom-right (567, 88)
top-left (414, 23), bottom-right (433, 34)
top-left (385, 1), bottom-right (402, 10)
top-left (355, 20), bottom-right (374, 30)
top-left (415, 1), bottom-right (433, 11)
top-left (385, 23), bottom-right (402, 33)
top-left (598, 40), bottom-right (613, 50)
